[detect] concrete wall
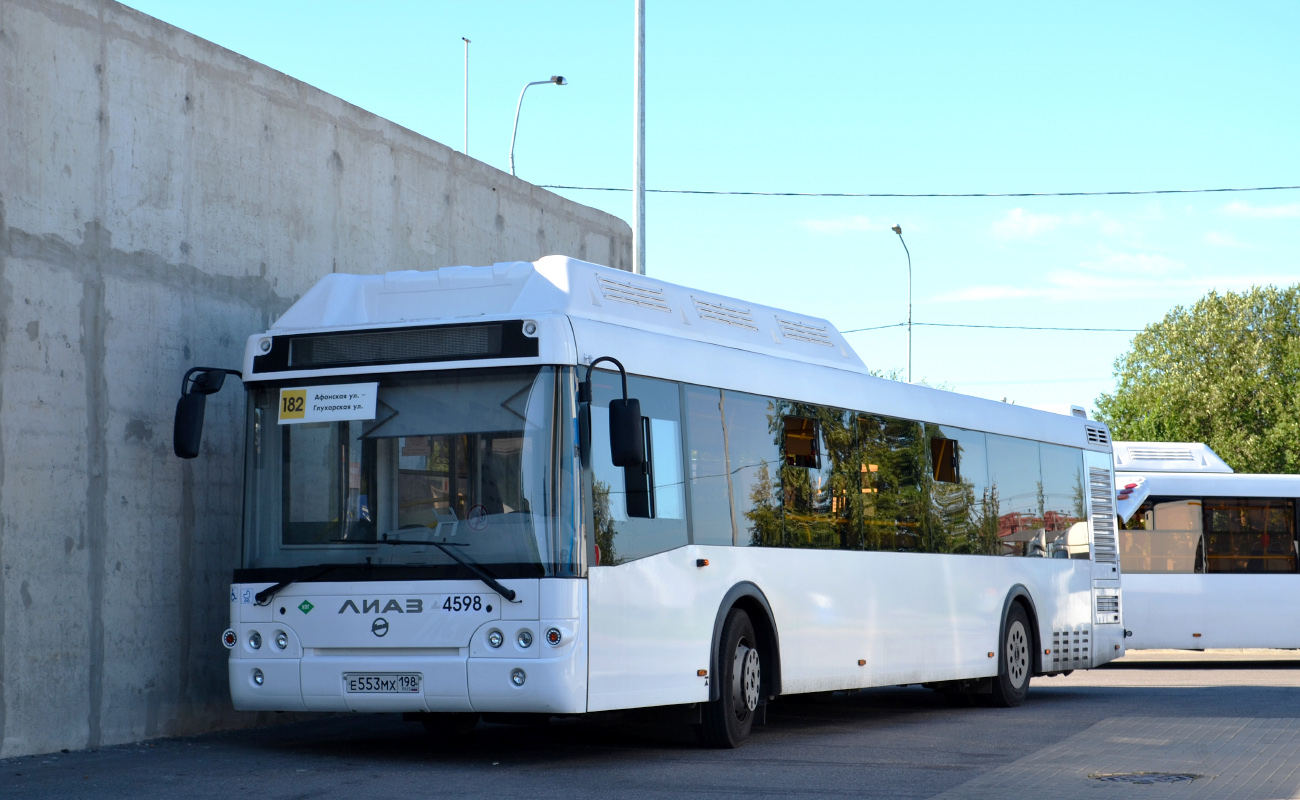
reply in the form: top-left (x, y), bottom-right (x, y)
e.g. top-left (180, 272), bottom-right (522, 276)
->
top-left (0, 0), bottom-right (631, 758)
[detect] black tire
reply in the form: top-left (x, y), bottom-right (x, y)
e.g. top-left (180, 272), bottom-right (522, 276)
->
top-left (420, 712), bottom-right (480, 742)
top-left (697, 608), bottom-right (761, 748)
top-left (989, 603), bottom-right (1032, 707)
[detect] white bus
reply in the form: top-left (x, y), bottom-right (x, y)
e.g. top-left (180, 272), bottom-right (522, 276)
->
top-left (174, 257), bottom-right (1124, 747)
top-left (1114, 441), bottom-right (1300, 650)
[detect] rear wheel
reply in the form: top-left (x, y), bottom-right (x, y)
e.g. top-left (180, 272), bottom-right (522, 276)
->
top-left (989, 603), bottom-right (1032, 707)
top-left (697, 608), bottom-right (761, 748)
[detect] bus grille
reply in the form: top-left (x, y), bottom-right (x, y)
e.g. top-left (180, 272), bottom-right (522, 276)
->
top-left (1088, 467), bottom-right (1118, 563)
top-left (1095, 593), bottom-right (1121, 625)
top-left (1051, 628), bottom-right (1091, 670)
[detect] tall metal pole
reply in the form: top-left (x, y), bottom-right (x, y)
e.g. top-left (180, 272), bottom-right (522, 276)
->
top-left (633, 0), bottom-right (646, 275)
top-left (462, 38), bottom-right (470, 155)
top-left (893, 224), bottom-right (912, 382)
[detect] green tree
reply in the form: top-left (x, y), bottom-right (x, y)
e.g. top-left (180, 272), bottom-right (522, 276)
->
top-left (1094, 285), bottom-right (1300, 474)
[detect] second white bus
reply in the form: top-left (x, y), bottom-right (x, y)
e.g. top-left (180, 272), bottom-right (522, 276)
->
top-left (1115, 441), bottom-right (1300, 650)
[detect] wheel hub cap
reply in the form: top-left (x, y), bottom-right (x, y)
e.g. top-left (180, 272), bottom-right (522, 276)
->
top-left (1007, 621), bottom-right (1028, 687)
top-left (733, 642), bottom-right (761, 715)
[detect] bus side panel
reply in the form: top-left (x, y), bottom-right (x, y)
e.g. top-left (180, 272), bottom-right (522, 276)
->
top-left (1123, 573), bottom-right (1300, 650)
top-left (586, 546), bottom-right (1094, 712)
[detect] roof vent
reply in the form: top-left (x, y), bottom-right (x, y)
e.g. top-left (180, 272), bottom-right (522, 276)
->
top-left (1128, 446), bottom-right (1194, 461)
top-left (777, 317), bottom-right (834, 347)
top-left (596, 274), bottom-right (671, 313)
top-left (1085, 425), bottom-right (1110, 445)
top-left (693, 297), bottom-right (758, 331)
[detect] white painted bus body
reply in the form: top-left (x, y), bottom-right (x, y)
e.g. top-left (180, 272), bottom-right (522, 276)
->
top-left (227, 257), bottom-right (1123, 715)
top-left (1115, 445), bottom-right (1300, 651)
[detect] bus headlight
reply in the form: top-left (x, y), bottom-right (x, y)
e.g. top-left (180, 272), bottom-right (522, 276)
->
top-left (510, 669), bottom-right (526, 686)
top-left (488, 630), bottom-right (504, 648)
top-left (517, 630), bottom-right (533, 648)
top-left (275, 631), bottom-right (288, 650)
top-left (248, 631), bottom-right (262, 650)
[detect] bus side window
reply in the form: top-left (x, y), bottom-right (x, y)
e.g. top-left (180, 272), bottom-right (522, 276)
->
top-left (587, 372), bottom-right (687, 565)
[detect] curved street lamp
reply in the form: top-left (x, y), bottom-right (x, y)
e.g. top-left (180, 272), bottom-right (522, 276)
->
top-left (892, 224), bottom-right (912, 382)
top-left (509, 76), bottom-right (567, 177)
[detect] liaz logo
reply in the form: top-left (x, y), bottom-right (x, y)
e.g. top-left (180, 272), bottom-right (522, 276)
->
top-left (338, 598), bottom-right (423, 614)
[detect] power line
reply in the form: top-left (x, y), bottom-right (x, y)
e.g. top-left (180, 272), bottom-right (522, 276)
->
top-left (541, 184), bottom-right (1300, 198)
top-left (842, 322), bottom-right (1142, 334)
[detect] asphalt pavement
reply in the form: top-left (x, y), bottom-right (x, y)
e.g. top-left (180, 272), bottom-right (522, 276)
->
top-left (3, 651), bottom-right (1298, 800)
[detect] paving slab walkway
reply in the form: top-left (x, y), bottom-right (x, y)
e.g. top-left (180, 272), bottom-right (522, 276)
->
top-left (930, 717), bottom-right (1300, 800)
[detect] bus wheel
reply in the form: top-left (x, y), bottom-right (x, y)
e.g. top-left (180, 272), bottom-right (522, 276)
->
top-left (990, 603), bottom-right (1032, 707)
top-left (697, 608), bottom-right (761, 748)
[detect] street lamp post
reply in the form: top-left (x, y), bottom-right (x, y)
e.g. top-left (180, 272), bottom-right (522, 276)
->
top-left (509, 76), bottom-right (567, 177)
top-left (462, 38), bottom-right (470, 155)
top-left (892, 224), bottom-right (912, 382)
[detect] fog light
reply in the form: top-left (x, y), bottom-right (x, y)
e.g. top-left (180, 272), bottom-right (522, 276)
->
top-left (488, 630), bottom-right (504, 648)
top-left (510, 669), bottom-right (526, 686)
top-left (221, 629), bottom-right (237, 649)
top-left (275, 631), bottom-right (288, 650)
top-left (249, 631), bottom-right (262, 650)
top-left (546, 627), bottom-right (562, 646)
top-left (517, 630), bottom-right (533, 648)
top-left (252, 669), bottom-right (264, 686)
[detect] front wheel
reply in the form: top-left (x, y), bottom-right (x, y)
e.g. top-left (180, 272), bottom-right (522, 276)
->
top-left (697, 608), bottom-right (761, 748)
top-left (989, 603), bottom-right (1032, 707)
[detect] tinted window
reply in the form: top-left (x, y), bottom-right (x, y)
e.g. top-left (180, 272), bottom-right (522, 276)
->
top-left (858, 414), bottom-right (927, 552)
top-left (589, 372), bottom-right (687, 564)
top-left (684, 385), bottom-right (736, 546)
top-left (783, 405), bottom-right (852, 549)
top-left (1039, 443), bottom-right (1088, 559)
top-left (1120, 497), bottom-right (1204, 573)
top-left (724, 391), bottom-right (783, 547)
top-left (987, 434), bottom-right (1044, 557)
top-left (928, 426), bottom-right (998, 555)
top-left (1205, 497), bottom-right (1296, 573)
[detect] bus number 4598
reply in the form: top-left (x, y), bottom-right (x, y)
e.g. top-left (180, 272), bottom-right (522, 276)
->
top-left (444, 595), bottom-right (483, 612)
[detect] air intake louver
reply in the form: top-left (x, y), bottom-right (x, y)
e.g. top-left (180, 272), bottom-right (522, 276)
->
top-left (1051, 628), bottom-right (1091, 669)
top-left (693, 297), bottom-right (758, 331)
top-left (597, 274), bottom-right (671, 312)
top-left (1095, 592), bottom-right (1121, 625)
top-left (1088, 467), bottom-right (1118, 564)
top-left (777, 318), bottom-right (834, 347)
top-left (1128, 447), bottom-right (1194, 461)
top-left (1085, 425), bottom-right (1110, 445)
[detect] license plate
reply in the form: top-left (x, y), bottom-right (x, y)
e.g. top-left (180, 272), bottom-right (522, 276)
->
top-left (343, 673), bottom-right (422, 693)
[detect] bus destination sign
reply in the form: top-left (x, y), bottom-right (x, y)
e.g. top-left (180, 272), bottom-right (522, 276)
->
top-left (278, 383), bottom-right (379, 425)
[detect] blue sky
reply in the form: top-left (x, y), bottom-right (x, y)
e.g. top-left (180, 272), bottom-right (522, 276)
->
top-left (121, 1), bottom-right (1300, 413)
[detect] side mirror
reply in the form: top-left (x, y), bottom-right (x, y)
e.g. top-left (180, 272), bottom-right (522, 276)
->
top-left (608, 398), bottom-right (644, 467)
top-left (174, 392), bottom-right (207, 459)
top-left (173, 367), bottom-right (241, 459)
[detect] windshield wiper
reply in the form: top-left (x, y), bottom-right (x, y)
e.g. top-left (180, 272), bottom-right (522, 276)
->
top-left (255, 563), bottom-right (351, 606)
top-left (365, 532), bottom-right (519, 602)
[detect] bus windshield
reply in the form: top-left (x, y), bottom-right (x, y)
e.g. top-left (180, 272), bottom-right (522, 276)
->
top-left (241, 366), bottom-right (578, 578)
